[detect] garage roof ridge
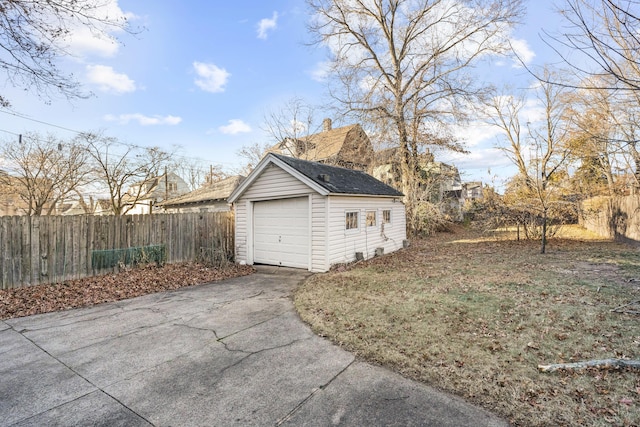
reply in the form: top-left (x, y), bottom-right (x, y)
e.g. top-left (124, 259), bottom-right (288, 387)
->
top-left (229, 153), bottom-right (403, 203)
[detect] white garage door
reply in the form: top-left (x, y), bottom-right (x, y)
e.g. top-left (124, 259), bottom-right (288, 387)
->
top-left (253, 197), bottom-right (309, 269)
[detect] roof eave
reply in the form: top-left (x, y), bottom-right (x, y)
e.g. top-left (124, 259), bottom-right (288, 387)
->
top-left (162, 198), bottom-right (227, 208)
top-left (327, 192), bottom-right (404, 199)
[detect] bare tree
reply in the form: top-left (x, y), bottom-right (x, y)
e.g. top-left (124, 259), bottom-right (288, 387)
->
top-left (306, 0), bottom-right (524, 227)
top-left (563, 81), bottom-right (618, 195)
top-left (169, 157), bottom-right (228, 191)
top-left (486, 73), bottom-right (572, 253)
top-left (608, 89), bottom-right (640, 189)
top-left (261, 96), bottom-right (321, 157)
top-left (485, 90), bottom-right (531, 180)
top-left (81, 133), bottom-right (172, 215)
top-left (235, 141), bottom-right (272, 175)
top-left (236, 97), bottom-right (322, 174)
top-left (542, 0), bottom-right (640, 91)
top-left (0, 132), bottom-right (92, 215)
top-left (531, 78), bottom-right (572, 253)
top-left (0, 0), bottom-right (136, 106)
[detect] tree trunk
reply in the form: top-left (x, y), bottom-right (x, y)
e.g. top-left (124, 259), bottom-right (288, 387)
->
top-left (539, 358), bottom-right (640, 372)
top-left (540, 208), bottom-right (547, 254)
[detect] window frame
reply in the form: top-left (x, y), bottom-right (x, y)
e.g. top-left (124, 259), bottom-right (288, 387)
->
top-left (365, 210), bottom-right (377, 227)
top-left (382, 209), bottom-right (391, 225)
top-left (345, 211), bottom-right (359, 231)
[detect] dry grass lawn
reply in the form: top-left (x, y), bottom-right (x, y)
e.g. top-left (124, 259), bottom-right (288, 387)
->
top-left (294, 225), bottom-right (640, 427)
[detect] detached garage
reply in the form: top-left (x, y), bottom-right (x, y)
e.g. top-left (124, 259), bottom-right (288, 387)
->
top-left (228, 153), bottom-right (407, 272)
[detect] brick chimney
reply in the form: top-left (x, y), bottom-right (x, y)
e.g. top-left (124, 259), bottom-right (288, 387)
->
top-left (322, 118), bottom-right (332, 132)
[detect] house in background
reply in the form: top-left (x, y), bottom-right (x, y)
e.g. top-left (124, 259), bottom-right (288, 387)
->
top-left (0, 176), bottom-right (28, 216)
top-left (0, 174), bottom-right (59, 216)
top-left (268, 118), bottom-right (375, 171)
top-left (372, 147), bottom-right (463, 220)
top-left (462, 182), bottom-right (483, 202)
top-left (161, 175), bottom-right (245, 213)
top-left (423, 160), bottom-right (463, 221)
top-left (57, 200), bottom-right (87, 216)
top-left (229, 153), bottom-right (406, 273)
top-left (124, 172), bottom-right (190, 215)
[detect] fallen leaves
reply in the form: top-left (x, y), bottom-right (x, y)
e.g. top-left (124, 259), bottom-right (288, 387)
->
top-left (295, 226), bottom-right (640, 427)
top-left (0, 262), bottom-right (255, 320)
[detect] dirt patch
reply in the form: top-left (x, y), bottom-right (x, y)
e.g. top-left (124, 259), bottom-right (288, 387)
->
top-left (295, 226), bottom-right (640, 427)
top-left (0, 263), bottom-right (255, 320)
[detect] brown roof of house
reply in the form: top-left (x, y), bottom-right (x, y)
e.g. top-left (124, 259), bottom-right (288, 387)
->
top-left (304, 124), bottom-right (358, 160)
top-left (269, 124), bottom-right (360, 162)
top-left (161, 175), bottom-right (245, 207)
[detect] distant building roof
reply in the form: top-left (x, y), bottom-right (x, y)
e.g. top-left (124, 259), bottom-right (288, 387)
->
top-left (304, 124), bottom-right (359, 161)
top-left (162, 175), bottom-right (245, 208)
top-left (269, 123), bottom-right (360, 161)
top-left (267, 119), bottom-right (375, 171)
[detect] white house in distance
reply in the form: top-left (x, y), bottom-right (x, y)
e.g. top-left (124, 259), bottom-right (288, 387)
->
top-left (161, 175), bottom-right (245, 213)
top-left (228, 153), bottom-right (407, 273)
top-left (124, 172), bottom-right (190, 215)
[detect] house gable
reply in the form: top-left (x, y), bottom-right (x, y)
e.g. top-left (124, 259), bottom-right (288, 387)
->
top-left (335, 125), bottom-right (375, 171)
top-left (267, 121), bottom-right (375, 171)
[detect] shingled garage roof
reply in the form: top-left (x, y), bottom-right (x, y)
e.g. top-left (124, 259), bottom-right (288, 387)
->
top-left (272, 154), bottom-right (403, 197)
top-left (162, 175), bottom-right (245, 208)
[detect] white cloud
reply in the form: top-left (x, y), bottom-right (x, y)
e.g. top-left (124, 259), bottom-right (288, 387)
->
top-left (86, 65), bottom-right (135, 93)
top-left (453, 121), bottom-right (503, 148)
top-left (64, 1), bottom-right (137, 58)
top-left (510, 38), bottom-right (535, 68)
top-left (68, 27), bottom-right (120, 57)
top-left (193, 62), bottom-right (230, 93)
top-left (257, 12), bottom-right (278, 39)
top-left (310, 61), bottom-right (331, 82)
top-left (219, 119), bottom-right (252, 135)
top-left (522, 98), bottom-right (545, 123)
top-left (104, 113), bottom-right (182, 126)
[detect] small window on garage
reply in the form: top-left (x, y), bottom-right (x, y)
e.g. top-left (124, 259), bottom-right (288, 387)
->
top-left (346, 211), bottom-right (359, 230)
top-left (366, 210), bottom-right (377, 227)
top-left (382, 209), bottom-right (391, 224)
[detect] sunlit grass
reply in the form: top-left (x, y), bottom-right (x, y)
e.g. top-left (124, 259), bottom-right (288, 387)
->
top-left (295, 225), bottom-right (640, 427)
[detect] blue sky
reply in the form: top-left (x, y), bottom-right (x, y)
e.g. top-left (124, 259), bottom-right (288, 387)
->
top-left (0, 0), bottom-right (565, 188)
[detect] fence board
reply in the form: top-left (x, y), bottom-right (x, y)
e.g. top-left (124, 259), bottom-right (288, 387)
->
top-left (581, 195), bottom-right (640, 243)
top-left (0, 212), bottom-right (234, 289)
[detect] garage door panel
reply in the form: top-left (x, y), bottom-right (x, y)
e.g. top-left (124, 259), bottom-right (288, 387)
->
top-left (253, 197), bottom-right (309, 269)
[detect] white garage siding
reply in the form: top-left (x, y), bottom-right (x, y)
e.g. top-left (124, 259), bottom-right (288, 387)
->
top-left (326, 196), bottom-right (406, 266)
top-left (311, 193), bottom-right (327, 272)
top-left (234, 164), bottom-right (315, 267)
top-left (241, 164), bottom-right (311, 199)
top-left (235, 200), bottom-right (248, 262)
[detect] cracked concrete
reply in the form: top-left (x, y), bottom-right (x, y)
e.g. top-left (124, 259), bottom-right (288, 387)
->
top-left (0, 266), bottom-right (508, 427)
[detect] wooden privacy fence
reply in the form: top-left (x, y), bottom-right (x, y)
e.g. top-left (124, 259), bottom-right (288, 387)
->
top-left (0, 212), bottom-right (235, 289)
top-left (580, 195), bottom-right (640, 244)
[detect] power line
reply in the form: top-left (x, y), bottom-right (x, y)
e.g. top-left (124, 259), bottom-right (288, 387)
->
top-left (0, 109), bottom-right (242, 169)
top-left (0, 109), bottom-right (84, 134)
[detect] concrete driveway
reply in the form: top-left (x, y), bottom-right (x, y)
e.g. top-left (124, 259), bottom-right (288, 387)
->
top-left (0, 266), bottom-right (508, 427)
